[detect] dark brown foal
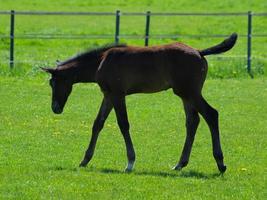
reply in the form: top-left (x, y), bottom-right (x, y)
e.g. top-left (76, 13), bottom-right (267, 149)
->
top-left (43, 33), bottom-right (237, 173)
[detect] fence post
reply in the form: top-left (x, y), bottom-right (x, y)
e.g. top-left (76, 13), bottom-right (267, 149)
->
top-left (145, 11), bottom-right (151, 46)
top-left (115, 10), bottom-right (120, 44)
top-left (247, 11), bottom-right (253, 78)
top-left (10, 10), bottom-right (15, 69)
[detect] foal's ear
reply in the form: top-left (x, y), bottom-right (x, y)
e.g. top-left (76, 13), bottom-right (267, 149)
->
top-left (40, 67), bottom-right (56, 74)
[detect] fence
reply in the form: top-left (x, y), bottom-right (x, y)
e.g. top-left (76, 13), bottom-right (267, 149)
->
top-left (0, 10), bottom-right (267, 77)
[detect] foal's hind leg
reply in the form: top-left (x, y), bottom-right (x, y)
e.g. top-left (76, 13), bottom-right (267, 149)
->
top-left (193, 95), bottom-right (226, 173)
top-left (173, 99), bottom-right (200, 170)
top-left (111, 95), bottom-right (135, 172)
top-left (79, 97), bottom-right (113, 167)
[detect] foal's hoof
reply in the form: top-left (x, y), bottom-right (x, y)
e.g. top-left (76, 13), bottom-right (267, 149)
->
top-left (124, 161), bottom-right (134, 173)
top-left (172, 165), bottom-right (182, 171)
top-left (124, 167), bottom-right (133, 173)
top-left (218, 165), bottom-right (227, 173)
top-left (79, 159), bottom-right (89, 167)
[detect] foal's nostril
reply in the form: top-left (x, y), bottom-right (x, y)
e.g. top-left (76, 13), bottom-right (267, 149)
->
top-left (52, 101), bottom-right (63, 114)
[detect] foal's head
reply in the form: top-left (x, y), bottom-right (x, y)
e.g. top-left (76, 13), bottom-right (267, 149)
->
top-left (42, 67), bottom-right (73, 114)
top-left (42, 44), bottom-right (127, 114)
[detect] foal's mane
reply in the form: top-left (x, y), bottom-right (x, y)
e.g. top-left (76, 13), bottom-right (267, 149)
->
top-left (57, 43), bottom-right (127, 68)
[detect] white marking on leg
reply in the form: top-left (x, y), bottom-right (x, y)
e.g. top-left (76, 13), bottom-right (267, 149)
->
top-left (125, 161), bottom-right (134, 172)
top-left (172, 165), bottom-right (182, 171)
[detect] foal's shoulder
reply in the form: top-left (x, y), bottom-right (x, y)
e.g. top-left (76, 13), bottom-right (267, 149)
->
top-left (102, 46), bottom-right (128, 58)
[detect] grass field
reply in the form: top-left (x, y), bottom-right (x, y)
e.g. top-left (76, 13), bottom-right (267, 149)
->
top-left (0, 0), bottom-right (267, 78)
top-left (0, 1), bottom-right (267, 199)
top-left (0, 76), bottom-right (266, 199)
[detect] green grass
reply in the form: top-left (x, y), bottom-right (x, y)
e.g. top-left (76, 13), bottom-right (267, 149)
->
top-left (0, 0), bottom-right (267, 78)
top-left (0, 1), bottom-right (267, 199)
top-left (0, 76), bottom-right (266, 199)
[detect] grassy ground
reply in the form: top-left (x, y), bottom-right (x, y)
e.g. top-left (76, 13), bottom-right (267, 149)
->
top-left (0, 76), bottom-right (266, 199)
top-left (0, 0), bottom-right (267, 78)
top-left (0, 1), bottom-right (266, 199)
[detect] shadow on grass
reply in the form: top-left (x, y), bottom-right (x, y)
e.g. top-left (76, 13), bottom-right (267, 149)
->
top-left (82, 167), bottom-right (222, 179)
top-left (49, 166), bottom-right (223, 180)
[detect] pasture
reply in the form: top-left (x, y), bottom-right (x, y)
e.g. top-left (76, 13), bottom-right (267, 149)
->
top-left (0, 77), bottom-right (266, 199)
top-left (0, 0), bottom-right (267, 199)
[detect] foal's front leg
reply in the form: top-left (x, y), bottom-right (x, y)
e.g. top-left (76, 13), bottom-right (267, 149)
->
top-left (111, 95), bottom-right (136, 172)
top-left (79, 97), bottom-right (113, 167)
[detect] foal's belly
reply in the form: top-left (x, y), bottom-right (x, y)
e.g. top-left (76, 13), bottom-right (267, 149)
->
top-left (126, 82), bottom-right (170, 94)
top-left (125, 72), bottom-right (171, 95)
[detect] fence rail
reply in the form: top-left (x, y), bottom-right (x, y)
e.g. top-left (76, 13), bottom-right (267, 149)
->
top-left (0, 10), bottom-right (267, 77)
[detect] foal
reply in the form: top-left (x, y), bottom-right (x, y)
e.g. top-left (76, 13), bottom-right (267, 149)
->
top-left (43, 33), bottom-right (237, 173)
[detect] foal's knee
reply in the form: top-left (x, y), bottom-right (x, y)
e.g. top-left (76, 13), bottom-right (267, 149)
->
top-left (118, 119), bottom-right (130, 132)
top-left (186, 112), bottom-right (200, 127)
top-left (185, 112), bottom-right (200, 138)
top-left (92, 118), bottom-right (105, 133)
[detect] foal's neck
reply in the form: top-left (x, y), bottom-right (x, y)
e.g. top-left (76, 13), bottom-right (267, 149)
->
top-left (57, 44), bottom-right (127, 84)
top-left (74, 53), bottom-right (102, 83)
top-left (57, 53), bottom-right (102, 84)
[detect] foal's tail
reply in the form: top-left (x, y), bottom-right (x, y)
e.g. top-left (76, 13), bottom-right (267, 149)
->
top-left (199, 33), bottom-right (238, 56)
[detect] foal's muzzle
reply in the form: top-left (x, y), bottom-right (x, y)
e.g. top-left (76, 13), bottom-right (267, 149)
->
top-left (52, 101), bottom-right (63, 114)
